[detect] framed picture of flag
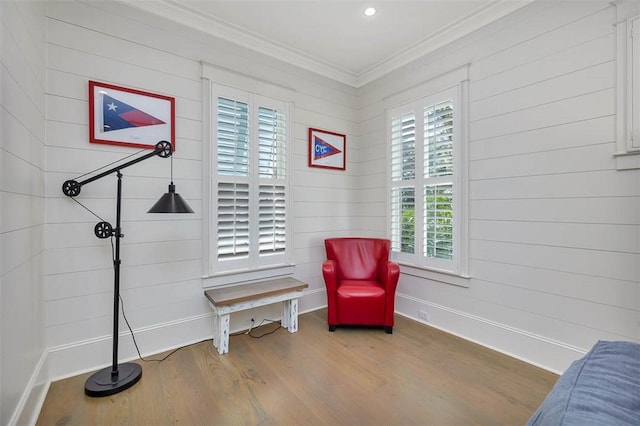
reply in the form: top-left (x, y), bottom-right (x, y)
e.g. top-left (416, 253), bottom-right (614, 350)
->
top-left (88, 81), bottom-right (175, 150)
top-left (308, 128), bottom-right (346, 170)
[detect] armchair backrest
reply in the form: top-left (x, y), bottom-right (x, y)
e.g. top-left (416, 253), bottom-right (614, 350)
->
top-left (324, 238), bottom-right (391, 280)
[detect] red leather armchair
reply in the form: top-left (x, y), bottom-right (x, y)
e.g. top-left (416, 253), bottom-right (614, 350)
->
top-left (322, 238), bottom-right (400, 333)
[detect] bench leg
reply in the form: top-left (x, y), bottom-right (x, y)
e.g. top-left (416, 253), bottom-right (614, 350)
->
top-left (212, 311), bottom-right (219, 349)
top-left (282, 298), bottom-right (299, 333)
top-left (214, 313), bottom-right (230, 354)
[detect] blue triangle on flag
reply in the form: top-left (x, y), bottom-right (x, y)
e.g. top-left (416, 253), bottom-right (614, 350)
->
top-left (313, 136), bottom-right (342, 160)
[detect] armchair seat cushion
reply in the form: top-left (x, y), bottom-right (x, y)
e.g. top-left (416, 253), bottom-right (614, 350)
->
top-left (337, 281), bottom-right (385, 298)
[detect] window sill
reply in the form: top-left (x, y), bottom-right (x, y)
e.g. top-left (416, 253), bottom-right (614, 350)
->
top-left (202, 264), bottom-right (295, 288)
top-left (614, 151), bottom-right (640, 171)
top-left (397, 263), bottom-right (470, 288)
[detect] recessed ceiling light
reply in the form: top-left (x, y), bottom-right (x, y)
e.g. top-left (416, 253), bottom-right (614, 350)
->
top-left (364, 7), bottom-right (376, 17)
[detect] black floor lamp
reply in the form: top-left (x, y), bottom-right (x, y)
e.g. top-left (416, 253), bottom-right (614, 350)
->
top-left (62, 140), bottom-right (193, 397)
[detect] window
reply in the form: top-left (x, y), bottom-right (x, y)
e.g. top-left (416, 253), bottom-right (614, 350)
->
top-left (388, 85), bottom-right (467, 275)
top-left (213, 86), bottom-right (289, 273)
top-left (201, 66), bottom-right (293, 284)
top-left (616, 3), bottom-right (640, 170)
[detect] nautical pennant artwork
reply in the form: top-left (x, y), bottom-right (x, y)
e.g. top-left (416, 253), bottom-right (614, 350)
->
top-left (89, 80), bottom-right (175, 150)
top-left (308, 128), bottom-right (346, 170)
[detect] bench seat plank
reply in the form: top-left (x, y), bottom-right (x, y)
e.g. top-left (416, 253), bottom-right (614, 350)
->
top-left (205, 277), bottom-right (308, 307)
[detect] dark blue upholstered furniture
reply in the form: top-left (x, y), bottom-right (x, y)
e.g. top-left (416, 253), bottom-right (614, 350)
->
top-left (527, 340), bottom-right (640, 425)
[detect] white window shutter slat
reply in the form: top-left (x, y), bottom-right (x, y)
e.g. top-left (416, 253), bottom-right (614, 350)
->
top-left (424, 101), bottom-right (454, 178)
top-left (258, 184), bottom-right (286, 255)
top-left (217, 182), bottom-right (250, 259)
top-left (258, 106), bottom-right (286, 179)
top-left (390, 186), bottom-right (415, 254)
top-left (390, 113), bottom-right (416, 182)
top-left (217, 97), bottom-right (249, 176)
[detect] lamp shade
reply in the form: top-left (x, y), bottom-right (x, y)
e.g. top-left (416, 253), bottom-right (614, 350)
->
top-left (148, 183), bottom-right (194, 213)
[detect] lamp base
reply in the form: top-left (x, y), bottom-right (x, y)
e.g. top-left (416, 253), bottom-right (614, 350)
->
top-left (84, 362), bottom-right (142, 397)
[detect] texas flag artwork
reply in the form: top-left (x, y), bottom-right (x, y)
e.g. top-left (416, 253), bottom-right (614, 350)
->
top-left (89, 81), bottom-right (175, 150)
top-left (308, 128), bottom-right (346, 170)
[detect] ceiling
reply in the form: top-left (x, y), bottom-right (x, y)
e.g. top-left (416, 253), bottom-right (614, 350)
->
top-left (128, 0), bottom-right (534, 87)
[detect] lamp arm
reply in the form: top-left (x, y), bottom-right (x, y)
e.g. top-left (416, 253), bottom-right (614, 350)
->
top-left (62, 141), bottom-right (172, 197)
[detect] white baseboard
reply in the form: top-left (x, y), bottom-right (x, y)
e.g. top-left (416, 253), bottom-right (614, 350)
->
top-left (299, 287), bottom-right (326, 314)
top-left (47, 289), bottom-right (328, 382)
top-left (395, 292), bottom-right (586, 374)
top-left (297, 287), bottom-right (584, 373)
top-left (9, 350), bottom-right (49, 426)
top-left (47, 313), bottom-right (215, 382)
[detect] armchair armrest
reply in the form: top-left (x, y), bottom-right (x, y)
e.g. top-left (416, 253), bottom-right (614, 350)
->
top-left (322, 259), bottom-right (339, 324)
top-left (377, 260), bottom-right (400, 292)
top-left (378, 260), bottom-right (400, 327)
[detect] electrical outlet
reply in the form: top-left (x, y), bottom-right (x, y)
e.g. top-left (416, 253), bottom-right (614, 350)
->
top-left (418, 310), bottom-right (430, 321)
top-left (245, 318), bottom-right (256, 335)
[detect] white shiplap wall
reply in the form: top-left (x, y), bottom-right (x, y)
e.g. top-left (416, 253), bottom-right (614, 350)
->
top-left (44, 0), bottom-right (357, 378)
top-left (0, 1), bottom-right (48, 425)
top-left (357, 0), bottom-right (640, 372)
top-left (5, 5), bottom-right (638, 422)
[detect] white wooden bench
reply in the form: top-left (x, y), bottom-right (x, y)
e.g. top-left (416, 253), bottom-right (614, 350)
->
top-left (204, 277), bottom-right (308, 354)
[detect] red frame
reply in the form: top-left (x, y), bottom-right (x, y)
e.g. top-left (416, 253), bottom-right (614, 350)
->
top-left (308, 127), bottom-right (346, 170)
top-left (88, 80), bottom-right (175, 150)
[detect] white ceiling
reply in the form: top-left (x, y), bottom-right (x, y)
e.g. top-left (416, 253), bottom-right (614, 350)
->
top-left (128, 0), bottom-right (533, 87)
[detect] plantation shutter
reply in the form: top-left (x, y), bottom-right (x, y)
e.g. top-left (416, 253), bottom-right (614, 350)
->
top-left (216, 95), bottom-right (250, 261)
top-left (390, 113), bottom-right (416, 181)
top-left (390, 113), bottom-right (417, 254)
top-left (217, 97), bottom-right (249, 176)
top-left (217, 182), bottom-right (250, 259)
top-left (424, 101), bottom-right (453, 177)
top-left (390, 186), bottom-right (416, 255)
top-left (257, 105), bottom-right (286, 256)
top-left (258, 107), bottom-right (286, 179)
top-left (423, 101), bottom-right (454, 260)
top-left (258, 184), bottom-right (286, 254)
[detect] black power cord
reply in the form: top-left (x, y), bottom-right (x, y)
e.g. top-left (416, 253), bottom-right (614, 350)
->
top-left (229, 318), bottom-right (282, 339)
top-left (119, 295), bottom-right (208, 362)
top-left (110, 237), bottom-right (206, 363)
top-left (231, 318), bottom-right (283, 338)
top-left (248, 319), bottom-right (282, 338)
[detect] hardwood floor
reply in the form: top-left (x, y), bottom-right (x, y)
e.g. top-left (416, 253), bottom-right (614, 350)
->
top-left (37, 309), bottom-right (557, 425)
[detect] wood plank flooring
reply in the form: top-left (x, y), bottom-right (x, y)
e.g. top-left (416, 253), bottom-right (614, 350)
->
top-left (37, 309), bottom-right (558, 425)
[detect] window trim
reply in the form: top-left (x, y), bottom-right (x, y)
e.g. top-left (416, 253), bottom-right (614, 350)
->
top-left (385, 65), bottom-right (469, 282)
top-left (201, 62), bottom-right (295, 286)
top-left (615, 1), bottom-right (640, 170)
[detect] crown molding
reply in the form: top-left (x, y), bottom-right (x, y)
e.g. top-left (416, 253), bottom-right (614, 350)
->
top-left (124, 0), bottom-right (533, 88)
top-left (124, 0), bottom-right (358, 86)
top-left (356, 0), bottom-right (535, 86)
